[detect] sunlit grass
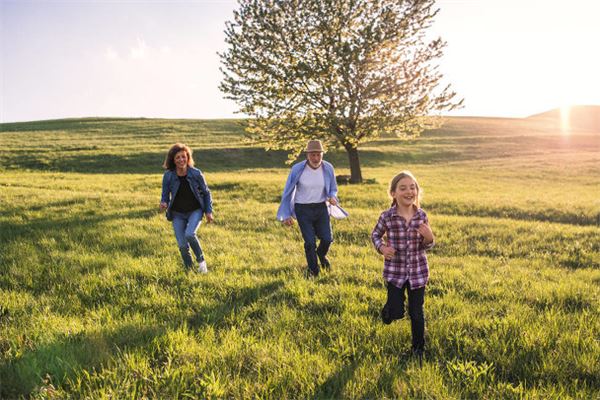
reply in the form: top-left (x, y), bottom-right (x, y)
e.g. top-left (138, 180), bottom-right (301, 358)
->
top-left (0, 117), bottom-right (599, 398)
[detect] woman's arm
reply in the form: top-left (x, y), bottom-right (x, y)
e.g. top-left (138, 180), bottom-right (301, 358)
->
top-left (197, 171), bottom-right (213, 214)
top-left (160, 172), bottom-right (170, 207)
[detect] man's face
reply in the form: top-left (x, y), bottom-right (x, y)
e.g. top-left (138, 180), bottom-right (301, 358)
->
top-left (306, 151), bottom-right (323, 168)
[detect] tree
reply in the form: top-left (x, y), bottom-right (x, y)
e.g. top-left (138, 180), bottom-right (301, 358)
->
top-left (220, 0), bottom-right (462, 183)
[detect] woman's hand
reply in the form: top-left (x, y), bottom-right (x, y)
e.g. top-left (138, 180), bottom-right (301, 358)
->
top-left (418, 223), bottom-right (434, 244)
top-left (205, 212), bottom-right (215, 223)
top-left (159, 202), bottom-right (168, 211)
top-left (380, 245), bottom-right (396, 260)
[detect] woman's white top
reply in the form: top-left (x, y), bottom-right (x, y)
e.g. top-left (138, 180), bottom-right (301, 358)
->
top-left (294, 164), bottom-right (327, 204)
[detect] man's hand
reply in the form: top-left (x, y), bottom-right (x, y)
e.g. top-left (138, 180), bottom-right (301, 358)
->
top-left (328, 197), bottom-right (338, 206)
top-left (205, 212), bottom-right (215, 223)
top-left (283, 217), bottom-right (295, 226)
top-left (159, 202), bottom-right (168, 211)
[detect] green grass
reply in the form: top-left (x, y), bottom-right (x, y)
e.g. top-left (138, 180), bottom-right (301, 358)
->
top-left (1, 117), bottom-right (599, 398)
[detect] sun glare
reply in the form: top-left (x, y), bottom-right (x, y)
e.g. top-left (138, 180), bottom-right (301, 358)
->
top-left (559, 105), bottom-right (571, 134)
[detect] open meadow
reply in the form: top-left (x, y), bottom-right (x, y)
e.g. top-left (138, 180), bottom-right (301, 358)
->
top-left (1, 115), bottom-right (599, 398)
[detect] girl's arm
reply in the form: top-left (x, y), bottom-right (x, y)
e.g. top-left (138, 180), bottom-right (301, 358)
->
top-left (373, 216), bottom-right (396, 259)
top-left (371, 213), bottom-right (386, 252)
top-left (371, 213), bottom-right (392, 252)
top-left (417, 218), bottom-right (435, 250)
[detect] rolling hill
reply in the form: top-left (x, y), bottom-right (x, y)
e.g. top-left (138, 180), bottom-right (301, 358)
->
top-left (527, 105), bottom-right (600, 131)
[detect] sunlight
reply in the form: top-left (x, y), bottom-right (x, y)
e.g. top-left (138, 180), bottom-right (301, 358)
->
top-left (560, 105), bottom-right (571, 134)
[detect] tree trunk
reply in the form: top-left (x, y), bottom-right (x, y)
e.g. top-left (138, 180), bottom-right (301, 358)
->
top-left (345, 146), bottom-right (363, 183)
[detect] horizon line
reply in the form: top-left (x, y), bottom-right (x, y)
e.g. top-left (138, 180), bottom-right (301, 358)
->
top-left (5, 107), bottom-right (599, 125)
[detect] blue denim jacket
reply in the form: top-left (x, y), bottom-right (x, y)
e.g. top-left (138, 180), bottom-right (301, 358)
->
top-left (161, 167), bottom-right (213, 220)
top-left (277, 160), bottom-right (338, 221)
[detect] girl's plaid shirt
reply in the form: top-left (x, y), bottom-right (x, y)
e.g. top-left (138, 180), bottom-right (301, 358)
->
top-left (371, 206), bottom-right (434, 289)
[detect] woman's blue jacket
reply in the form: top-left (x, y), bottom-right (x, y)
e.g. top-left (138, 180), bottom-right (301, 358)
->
top-left (161, 167), bottom-right (213, 220)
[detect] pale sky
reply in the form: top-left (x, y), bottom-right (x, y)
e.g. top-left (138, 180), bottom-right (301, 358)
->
top-left (1, 0), bottom-right (599, 123)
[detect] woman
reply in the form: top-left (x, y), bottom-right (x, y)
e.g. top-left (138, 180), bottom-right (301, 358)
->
top-left (277, 139), bottom-right (341, 277)
top-left (160, 143), bottom-right (214, 273)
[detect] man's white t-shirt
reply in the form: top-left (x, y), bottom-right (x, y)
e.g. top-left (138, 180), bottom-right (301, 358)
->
top-left (294, 164), bottom-right (327, 204)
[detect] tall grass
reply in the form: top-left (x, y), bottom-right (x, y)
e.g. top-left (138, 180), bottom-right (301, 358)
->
top-left (1, 117), bottom-right (599, 398)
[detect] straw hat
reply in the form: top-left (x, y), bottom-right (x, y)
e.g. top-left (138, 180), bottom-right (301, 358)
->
top-left (304, 139), bottom-right (325, 153)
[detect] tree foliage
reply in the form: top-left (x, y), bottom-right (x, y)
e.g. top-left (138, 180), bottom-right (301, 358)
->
top-left (220, 0), bottom-right (462, 182)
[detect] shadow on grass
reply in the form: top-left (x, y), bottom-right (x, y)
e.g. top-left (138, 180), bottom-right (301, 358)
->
top-left (186, 280), bottom-right (286, 329)
top-left (362, 366), bottom-right (402, 399)
top-left (0, 148), bottom-right (288, 174)
top-left (0, 323), bottom-right (167, 398)
top-left (314, 362), bottom-right (361, 398)
top-left (427, 201), bottom-right (600, 227)
top-left (1, 146), bottom-right (466, 174)
top-left (0, 207), bottom-right (159, 294)
top-left (0, 279), bottom-right (289, 398)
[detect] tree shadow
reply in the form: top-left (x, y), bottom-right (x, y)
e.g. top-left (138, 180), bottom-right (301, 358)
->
top-left (1, 148), bottom-right (292, 174)
top-left (3, 144), bottom-right (471, 175)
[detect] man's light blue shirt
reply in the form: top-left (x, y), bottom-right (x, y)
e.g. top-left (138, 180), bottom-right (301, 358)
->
top-left (277, 160), bottom-right (339, 221)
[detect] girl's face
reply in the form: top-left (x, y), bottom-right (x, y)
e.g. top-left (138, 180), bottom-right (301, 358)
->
top-left (391, 176), bottom-right (418, 207)
top-left (174, 150), bottom-right (188, 169)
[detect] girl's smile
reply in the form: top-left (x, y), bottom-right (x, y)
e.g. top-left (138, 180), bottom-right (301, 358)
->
top-left (392, 177), bottom-right (418, 207)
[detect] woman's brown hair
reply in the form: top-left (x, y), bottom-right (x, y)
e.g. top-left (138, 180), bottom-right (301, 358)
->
top-left (163, 143), bottom-right (195, 170)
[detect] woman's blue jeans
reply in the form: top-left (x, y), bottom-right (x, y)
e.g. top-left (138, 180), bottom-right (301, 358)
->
top-left (294, 202), bottom-right (332, 275)
top-left (171, 209), bottom-right (204, 267)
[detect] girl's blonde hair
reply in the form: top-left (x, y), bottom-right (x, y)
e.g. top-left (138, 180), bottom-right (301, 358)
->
top-left (389, 170), bottom-right (421, 208)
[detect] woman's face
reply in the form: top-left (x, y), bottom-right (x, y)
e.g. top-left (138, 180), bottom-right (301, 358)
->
top-left (174, 150), bottom-right (188, 169)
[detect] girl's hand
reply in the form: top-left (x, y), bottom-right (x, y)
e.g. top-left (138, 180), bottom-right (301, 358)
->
top-left (205, 213), bottom-right (215, 223)
top-left (418, 223), bottom-right (434, 244)
top-left (159, 202), bottom-right (168, 211)
top-left (380, 245), bottom-right (396, 260)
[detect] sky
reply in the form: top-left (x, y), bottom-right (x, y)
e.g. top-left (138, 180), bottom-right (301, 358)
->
top-left (1, 0), bottom-right (599, 123)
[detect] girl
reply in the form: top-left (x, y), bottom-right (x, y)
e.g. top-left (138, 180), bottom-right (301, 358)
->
top-left (371, 171), bottom-right (434, 359)
top-left (160, 143), bottom-right (214, 273)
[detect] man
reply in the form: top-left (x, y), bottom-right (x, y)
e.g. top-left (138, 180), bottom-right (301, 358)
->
top-left (277, 140), bottom-right (340, 277)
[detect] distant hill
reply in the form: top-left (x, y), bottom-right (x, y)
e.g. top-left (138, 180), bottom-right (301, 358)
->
top-left (527, 105), bottom-right (600, 131)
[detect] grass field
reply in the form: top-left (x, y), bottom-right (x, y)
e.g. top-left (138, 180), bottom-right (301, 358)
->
top-left (1, 115), bottom-right (599, 398)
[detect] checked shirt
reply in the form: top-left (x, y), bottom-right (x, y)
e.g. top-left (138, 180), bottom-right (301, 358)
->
top-left (371, 206), bottom-right (434, 289)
